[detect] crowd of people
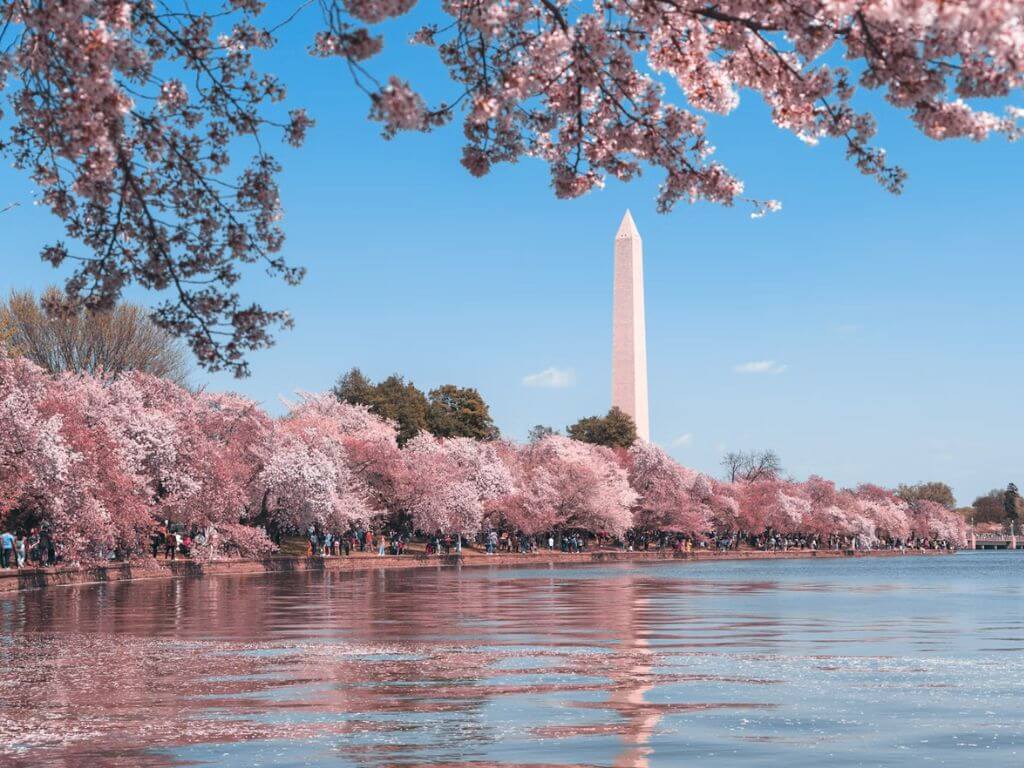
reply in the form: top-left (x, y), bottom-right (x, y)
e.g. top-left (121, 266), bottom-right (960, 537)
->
top-left (288, 525), bottom-right (963, 562)
top-left (0, 526), bottom-right (57, 569)
top-left (0, 519), bottom-right (961, 571)
top-left (148, 524), bottom-right (210, 560)
top-left (304, 526), bottom-right (409, 557)
top-left (663, 530), bottom-right (959, 553)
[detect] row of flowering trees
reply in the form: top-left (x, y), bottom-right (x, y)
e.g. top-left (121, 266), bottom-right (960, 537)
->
top-left (0, 355), bottom-right (966, 565)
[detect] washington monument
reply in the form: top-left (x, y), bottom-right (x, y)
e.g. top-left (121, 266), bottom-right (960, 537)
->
top-left (612, 210), bottom-right (650, 442)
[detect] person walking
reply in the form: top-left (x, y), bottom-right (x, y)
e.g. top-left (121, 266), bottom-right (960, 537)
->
top-left (15, 534), bottom-right (27, 568)
top-left (0, 529), bottom-right (14, 568)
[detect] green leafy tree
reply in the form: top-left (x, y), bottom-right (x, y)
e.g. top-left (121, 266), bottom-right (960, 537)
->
top-left (368, 375), bottom-right (429, 446)
top-left (896, 481), bottom-right (956, 511)
top-left (426, 384), bottom-right (498, 441)
top-left (332, 368), bottom-right (428, 446)
top-left (567, 407), bottom-right (637, 448)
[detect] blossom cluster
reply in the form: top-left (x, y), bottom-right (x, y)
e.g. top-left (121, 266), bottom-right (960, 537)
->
top-left (0, 356), bottom-right (966, 564)
top-left (321, 0), bottom-right (1023, 212)
top-left (1, 2), bottom-right (1020, 374)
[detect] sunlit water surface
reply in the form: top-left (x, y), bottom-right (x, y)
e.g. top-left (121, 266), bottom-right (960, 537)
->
top-left (1, 552), bottom-right (1022, 767)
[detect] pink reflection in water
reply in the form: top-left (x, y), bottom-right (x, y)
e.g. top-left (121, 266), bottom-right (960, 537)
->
top-left (0, 569), bottom-right (766, 767)
top-left (2, 559), bottom-right (1017, 767)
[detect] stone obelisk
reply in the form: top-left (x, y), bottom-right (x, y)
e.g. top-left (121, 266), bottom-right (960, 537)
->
top-left (612, 210), bottom-right (650, 442)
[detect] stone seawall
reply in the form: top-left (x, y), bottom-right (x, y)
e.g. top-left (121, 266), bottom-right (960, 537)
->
top-left (0, 547), bottom-right (952, 593)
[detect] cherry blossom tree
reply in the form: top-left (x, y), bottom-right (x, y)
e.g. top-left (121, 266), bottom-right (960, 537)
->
top-left (39, 372), bottom-right (154, 559)
top-left (628, 441), bottom-right (707, 534)
top-left (696, 474), bottom-right (741, 533)
top-left (0, 1), bottom-right (311, 377)
top-left (2, 1), bottom-right (1020, 372)
top-left (909, 499), bottom-right (967, 544)
top-left (801, 475), bottom-right (854, 537)
top-left (210, 521), bottom-right (277, 560)
top-left (257, 394), bottom-right (379, 533)
top-left (397, 434), bottom-right (514, 537)
top-left (501, 435), bottom-right (636, 537)
top-left (0, 356), bottom-right (76, 536)
top-left (269, 392), bottom-right (401, 521)
top-left (258, 438), bottom-right (371, 533)
top-left (854, 483), bottom-right (912, 541)
top-left (114, 373), bottom-right (271, 528)
top-left (735, 478), bottom-right (811, 534)
top-left (0, 358), bottom-right (971, 559)
top-left (1, 357), bottom-right (153, 562)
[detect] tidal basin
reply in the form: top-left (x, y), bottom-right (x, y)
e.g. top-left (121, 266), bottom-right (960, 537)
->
top-left (2, 553), bottom-right (1022, 767)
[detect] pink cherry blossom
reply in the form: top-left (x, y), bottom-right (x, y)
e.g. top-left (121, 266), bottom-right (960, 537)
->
top-left (628, 441), bottom-right (707, 534)
top-left (2, 1), bottom-right (1021, 374)
top-left (736, 478), bottom-right (811, 534)
top-left (0, 356), bottom-right (969, 559)
top-left (498, 436), bottom-right (636, 537)
top-left (396, 434), bottom-right (514, 535)
top-left (257, 394), bottom-right (381, 533)
top-left (854, 483), bottom-right (912, 541)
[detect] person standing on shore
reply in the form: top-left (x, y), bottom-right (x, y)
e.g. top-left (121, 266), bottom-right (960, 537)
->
top-left (150, 527), bottom-right (164, 558)
top-left (0, 529), bottom-right (14, 568)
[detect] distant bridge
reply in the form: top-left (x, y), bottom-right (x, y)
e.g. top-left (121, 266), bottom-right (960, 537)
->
top-left (970, 532), bottom-right (1022, 550)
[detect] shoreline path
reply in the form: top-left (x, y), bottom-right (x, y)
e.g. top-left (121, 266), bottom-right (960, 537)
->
top-left (0, 546), bottom-right (954, 593)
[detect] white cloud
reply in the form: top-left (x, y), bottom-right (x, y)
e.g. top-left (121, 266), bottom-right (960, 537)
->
top-left (733, 360), bottom-right (788, 375)
top-left (522, 367), bottom-right (576, 389)
top-left (672, 433), bottom-right (693, 447)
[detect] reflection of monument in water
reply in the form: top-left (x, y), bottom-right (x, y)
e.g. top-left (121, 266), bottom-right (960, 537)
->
top-left (612, 211), bottom-right (650, 442)
top-left (609, 586), bottom-right (660, 768)
top-left (611, 214), bottom-right (657, 762)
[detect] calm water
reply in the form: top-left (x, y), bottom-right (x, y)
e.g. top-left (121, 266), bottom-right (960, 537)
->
top-left (1, 552), bottom-right (1022, 767)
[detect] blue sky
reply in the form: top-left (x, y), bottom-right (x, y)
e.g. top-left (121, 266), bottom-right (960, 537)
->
top-left (1, 10), bottom-right (1021, 507)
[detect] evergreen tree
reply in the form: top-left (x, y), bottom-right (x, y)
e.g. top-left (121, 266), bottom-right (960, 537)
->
top-left (333, 367), bottom-right (375, 406)
top-left (1004, 483), bottom-right (1020, 521)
